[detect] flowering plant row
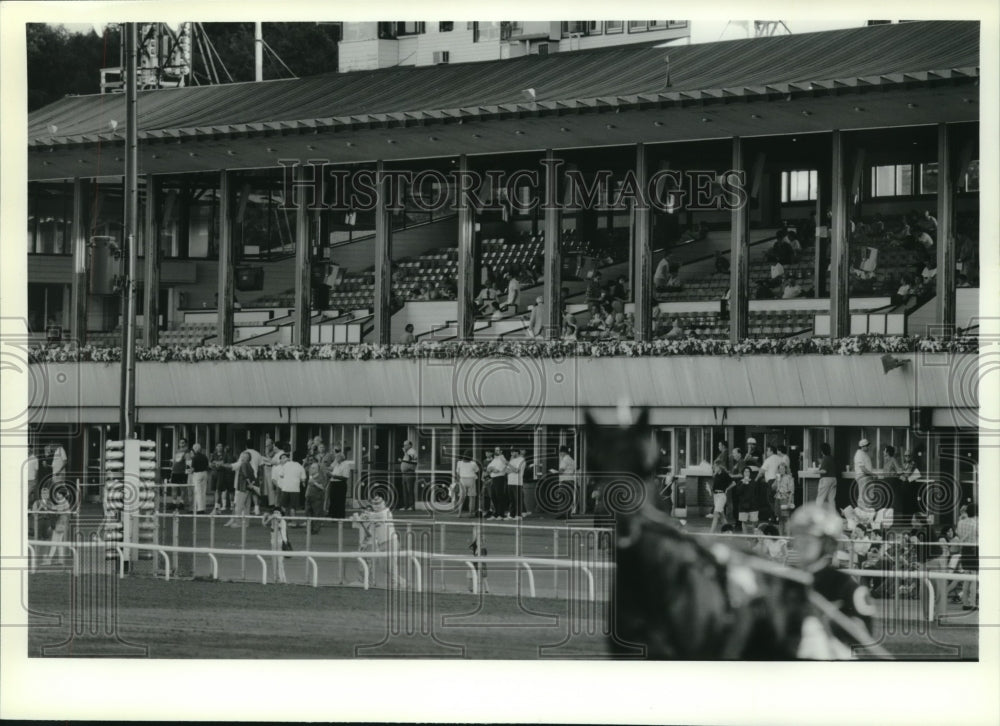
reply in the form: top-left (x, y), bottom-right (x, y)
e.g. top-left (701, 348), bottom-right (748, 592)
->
top-left (28, 335), bottom-right (978, 365)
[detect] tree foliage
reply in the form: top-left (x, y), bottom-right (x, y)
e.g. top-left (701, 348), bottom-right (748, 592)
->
top-left (27, 22), bottom-right (340, 111)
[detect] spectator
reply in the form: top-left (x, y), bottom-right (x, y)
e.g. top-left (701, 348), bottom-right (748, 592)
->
top-left (303, 462), bottom-right (328, 534)
top-left (734, 466), bottom-right (758, 533)
top-left (475, 282), bottom-right (500, 317)
top-left (756, 444), bottom-right (782, 521)
top-left (956, 503), bottom-right (978, 611)
top-left (224, 451), bottom-right (257, 528)
top-left (328, 448), bottom-right (354, 519)
top-left (454, 452), bottom-right (480, 517)
top-left (261, 437), bottom-right (283, 508)
top-left (168, 438), bottom-right (189, 512)
top-left (209, 443), bottom-right (228, 513)
top-left (262, 506), bottom-right (289, 585)
top-left (773, 462), bottom-right (795, 534)
top-left (653, 255), bottom-right (673, 291)
top-left (501, 271), bottom-right (521, 313)
top-left (189, 443), bottom-right (210, 514)
top-left (545, 445), bottom-right (577, 516)
top-left (506, 447), bottom-right (527, 519)
top-left (26, 446), bottom-right (39, 508)
top-left (485, 446), bottom-right (509, 519)
top-left (664, 318), bottom-right (685, 339)
top-left (41, 485), bottom-right (72, 566)
top-left (401, 323), bottom-right (416, 345)
top-left (892, 274), bottom-right (915, 307)
top-left (396, 440), bottom-right (417, 511)
top-left (50, 442), bottom-right (68, 486)
top-left (782, 275), bottom-right (804, 299)
top-left (707, 461), bottom-right (731, 534)
top-left (854, 438), bottom-right (875, 510)
top-left (355, 493), bottom-right (406, 588)
top-left (816, 442), bottom-right (838, 511)
top-left (562, 307), bottom-right (579, 341)
top-left (771, 233), bottom-right (793, 266)
top-left (528, 296), bottom-right (546, 338)
top-left (272, 451), bottom-right (306, 526)
top-left (768, 252), bottom-right (785, 282)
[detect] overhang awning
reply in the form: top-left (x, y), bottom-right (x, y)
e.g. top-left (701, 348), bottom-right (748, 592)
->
top-left (29, 21), bottom-right (978, 145)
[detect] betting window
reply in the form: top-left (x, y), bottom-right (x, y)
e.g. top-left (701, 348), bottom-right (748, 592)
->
top-left (561, 21), bottom-right (602, 37)
top-left (438, 22), bottom-right (453, 32)
top-left (605, 21), bottom-right (624, 34)
top-left (780, 170), bottom-right (818, 202)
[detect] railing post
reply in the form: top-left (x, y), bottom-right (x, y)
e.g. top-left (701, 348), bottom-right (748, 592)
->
top-left (192, 513), bottom-right (198, 576)
top-left (240, 516), bottom-right (247, 581)
top-left (439, 521), bottom-right (446, 554)
top-left (552, 528), bottom-right (559, 593)
top-left (171, 512), bottom-right (179, 574)
top-left (337, 520), bottom-right (344, 584)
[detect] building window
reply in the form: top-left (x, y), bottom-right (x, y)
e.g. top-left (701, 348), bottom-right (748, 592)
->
top-left (606, 21), bottom-right (624, 34)
top-left (780, 170), bottom-right (818, 202)
top-left (628, 21), bottom-right (648, 33)
top-left (500, 21), bottom-right (514, 40)
top-left (561, 21), bottom-right (602, 37)
top-left (918, 163), bottom-right (940, 194)
top-left (871, 164), bottom-right (914, 197)
top-left (438, 22), bottom-right (453, 32)
top-left (397, 22), bottom-right (425, 36)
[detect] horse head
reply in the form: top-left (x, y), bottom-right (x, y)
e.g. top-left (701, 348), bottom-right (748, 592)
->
top-left (586, 407), bottom-right (809, 660)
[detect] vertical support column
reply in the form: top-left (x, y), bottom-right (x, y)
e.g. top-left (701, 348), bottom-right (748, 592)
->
top-left (293, 182), bottom-right (312, 346)
top-left (813, 174), bottom-right (823, 299)
top-left (542, 149), bottom-right (562, 339)
top-left (373, 161), bottom-right (393, 345)
top-left (935, 123), bottom-right (956, 333)
top-left (830, 130), bottom-right (850, 339)
top-left (216, 170), bottom-right (234, 346)
top-left (142, 175), bottom-right (159, 347)
top-left (633, 143), bottom-right (653, 342)
top-left (729, 137), bottom-right (749, 343)
top-left (456, 155), bottom-right (476, 340)
top-left (70, 177), bottom-right (88, 345)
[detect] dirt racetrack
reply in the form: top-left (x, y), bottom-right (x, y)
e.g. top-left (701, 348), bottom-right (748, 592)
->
top-left (27, 573), bottom-right (977, 660)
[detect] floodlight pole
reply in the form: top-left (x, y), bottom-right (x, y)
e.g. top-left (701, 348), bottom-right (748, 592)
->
top-left (120, 22), bottom-right (139, 439)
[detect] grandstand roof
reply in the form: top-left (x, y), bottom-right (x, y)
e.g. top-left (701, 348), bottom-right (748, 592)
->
top-left (28, 20), bottom-right (979, 180)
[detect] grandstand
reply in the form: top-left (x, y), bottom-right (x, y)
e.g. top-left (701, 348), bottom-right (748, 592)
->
top-left (24, 20), bottom-right (980, 548)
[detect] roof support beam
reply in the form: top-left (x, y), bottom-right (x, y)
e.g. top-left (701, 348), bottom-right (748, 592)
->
top-left (456, 155), bottom-right (476, 341)
top-left (935, 122), bottom-right (956, 334)
top-left (142, 175), bottom-right (160, 347)
top-left (216, 169), bottom-right (235, 347)
top-left (70, 177), bottom-right (88, 346)
top-left (373, 161), bottom-right (393, 345)
top-left (729, 136), bottom-right (749, 343)
top-left (829, 130), bottom-right (851, 339)
top-left (293, 184), bottom-right (312, 346)
top-left (543, 149), bottom-right (563, 339)
top-left (633, 143), bottom-right (653, 342)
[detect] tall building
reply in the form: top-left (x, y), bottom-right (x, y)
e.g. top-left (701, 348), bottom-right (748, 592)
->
top-left (338, 21), bottom-right (691, 72)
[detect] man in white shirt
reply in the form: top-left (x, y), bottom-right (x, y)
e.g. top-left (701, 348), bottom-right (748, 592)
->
top-left (507, 448), bottom-right (527, 519)
top-left (854, 439), bottom-right (875, 510)
top-left (486, 447), bottom-right (509, 519)
top-left (50, 444), bottom-right (68, 484)
top-left (548, 446), bottom-right (577, 515)
top-left (26, 448), bottom-right (39, 505)
top-left (273, 452), bottom-right (306, 524)
top-left (454, 454), bottom-right (480, 517)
